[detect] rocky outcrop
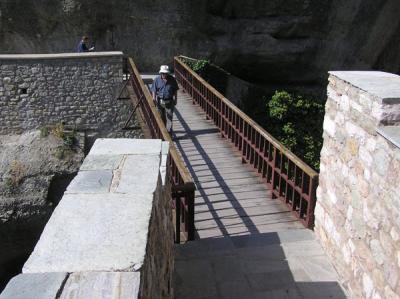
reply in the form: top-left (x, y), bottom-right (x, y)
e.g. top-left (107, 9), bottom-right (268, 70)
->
top-left (0, 130), bottom-right (84, 291)
top-left (0, 0), bottom-right (399, 94)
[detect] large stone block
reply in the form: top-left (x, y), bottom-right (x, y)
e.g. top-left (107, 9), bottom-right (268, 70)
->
top-left (89, 139), bottom-right (162, 156)
top-left (116, 155), bottom-right (161, 194)
top-left (59, 272), bottom-right (140, 299)
top-left (65, 170), bottom-right (113, 194)
top-left (22, 193), bottom-right (155, 273)
top-left (0, 273), bottom-right (67, 299)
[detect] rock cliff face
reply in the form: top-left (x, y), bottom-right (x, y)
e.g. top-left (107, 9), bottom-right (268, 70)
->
top-left (0, 0), bottom-right (399, 91)
top-left (0, 131), bottom-right (84, 291)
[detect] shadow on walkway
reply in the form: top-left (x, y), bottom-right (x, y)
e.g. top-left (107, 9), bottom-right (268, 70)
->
top-left (175, 232), bottom-right (347, 299)
top-left (174, 107), bottom-right (263, 237)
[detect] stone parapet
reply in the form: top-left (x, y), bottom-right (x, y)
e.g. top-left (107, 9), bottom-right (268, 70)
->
top-left (315, 71), bottom-right (400, 298)
top-left (0, 52), bottom-right (135, 137)
top-left (0, 139), bottom-right (174, 299)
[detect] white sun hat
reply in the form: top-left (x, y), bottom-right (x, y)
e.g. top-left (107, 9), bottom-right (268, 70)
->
top-left (159, 65), bottom-right (170, 74)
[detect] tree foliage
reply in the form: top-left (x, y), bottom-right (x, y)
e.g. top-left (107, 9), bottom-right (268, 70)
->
top-left (181, 58), bottom-right (210, 77)
top-left (266, 91), bottom-right (325, 170)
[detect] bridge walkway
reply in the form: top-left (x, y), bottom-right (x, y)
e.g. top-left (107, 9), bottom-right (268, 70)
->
top-left (172, 88), bottom-right (346, 298)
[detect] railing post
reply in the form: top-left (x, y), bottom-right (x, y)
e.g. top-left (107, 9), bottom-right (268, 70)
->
top-left (186, 191), bottom-right (195, 241)
top-left (271, 147), bottom-right (277, 198)
top-left (175, 194), bottom-right (181, 243)
top-left (306, 175), bottom-right (318, 228)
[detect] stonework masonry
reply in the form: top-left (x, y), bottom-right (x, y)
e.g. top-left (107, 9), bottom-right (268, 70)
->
top-left (0, 139), bottom-right (174, 299)
top-left (315, 71), bottom-right (400, 298)
top-left (0, 52), bottom-right (136, 137)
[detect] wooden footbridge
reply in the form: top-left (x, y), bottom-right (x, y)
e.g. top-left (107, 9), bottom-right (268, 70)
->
top-left (125, 57), bottom-right (345, 298)
top-left (126, 56), bottom-right (318, 242)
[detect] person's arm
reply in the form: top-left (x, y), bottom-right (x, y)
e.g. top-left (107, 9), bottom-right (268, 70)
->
top-left (173, 78), bottom-right (179, 104)
top-left (151, 79), bottom-right (157, 102)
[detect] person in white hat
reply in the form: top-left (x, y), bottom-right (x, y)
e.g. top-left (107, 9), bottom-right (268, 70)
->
top-left (151, 65), bottom-right (179, 134)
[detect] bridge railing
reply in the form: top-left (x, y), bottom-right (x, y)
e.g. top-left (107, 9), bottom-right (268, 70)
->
top-left (174, 56), bottom-right (319, 228)
top-left (127, 58), bottom-right (195, 242)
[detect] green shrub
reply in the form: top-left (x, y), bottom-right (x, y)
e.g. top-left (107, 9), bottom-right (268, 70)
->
top-left (182, 58), bottom-right (210, 76)
top-left (40, 126), bottom-right (49, 138)
top-left (50, 123), bottom-right (77, 149)
top-left (266, 91), bottom-right (325, 170)
top-left (51, 122), bottom-right (65, 139)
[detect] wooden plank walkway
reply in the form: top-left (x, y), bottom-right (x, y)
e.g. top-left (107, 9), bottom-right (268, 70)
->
top-left (172, 89), bottom-right (304, 238)
top-left (172, 87), bottom-right (347, 299)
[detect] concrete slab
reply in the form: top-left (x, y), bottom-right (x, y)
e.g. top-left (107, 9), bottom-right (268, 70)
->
top-left (377, 126), bottom-right (400, 148)
top-left (59, 272), bottom-right (140, 299)
top-left (329, 71), bottom-right (400, 102)
top-left (23, 193), bottom-right (154, 273)
top-left (80, 154), bottom-right (124, 170)
top-left (89, 138), bottom-right (162, 155)
top-left (116, 155), bottom-right (160, 194)
top-left (0, 273), bottom-right (68, 299)
top-left (65, 170), bottom-right (113, 194)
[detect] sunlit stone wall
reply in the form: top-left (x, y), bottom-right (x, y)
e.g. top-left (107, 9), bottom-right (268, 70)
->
top-left (315, 71), bottom-right (400, 298)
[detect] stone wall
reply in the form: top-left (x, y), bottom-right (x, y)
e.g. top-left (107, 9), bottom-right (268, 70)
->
top-left (0, 52), bottom-right (137, 137)
top-left (315, 71), bottom-right (400, 298)
top-left (0, 139), bottom-right (174, 299)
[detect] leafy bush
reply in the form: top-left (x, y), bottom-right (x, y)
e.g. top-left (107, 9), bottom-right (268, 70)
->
top-left (40, 126), bottom-right (49, 138)
top-left (182, 58), bottom-right (210, 76)
top-left (266, 91), bottom-right (325, 170)
top-left (51, 122), bottom-right (65, 139)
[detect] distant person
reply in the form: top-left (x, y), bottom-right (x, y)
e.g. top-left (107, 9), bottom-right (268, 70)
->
top-left (77, 36), bottom-right (94, 52)
top-left (151, 65), bottom-right (179, 134)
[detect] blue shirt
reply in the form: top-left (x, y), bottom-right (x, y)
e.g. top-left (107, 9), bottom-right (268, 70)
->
top-left (151, 75), bottom-right (179, 100)
top-left (77, 41), bottom-right (89, 52)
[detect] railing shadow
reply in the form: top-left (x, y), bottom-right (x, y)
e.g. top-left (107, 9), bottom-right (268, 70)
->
top-left (174, 105), bottom-right (300, 238)
top-left (175, 232), bottom-right (347, 298)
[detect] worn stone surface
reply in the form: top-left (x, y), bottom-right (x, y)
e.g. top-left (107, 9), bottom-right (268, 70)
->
top-left (89, 138), bottom-right (163, 156)
top-left (59, 272), bottom-right (140, 299)
top-left (315, 71), bottom-right (400, 298)
top-left (22, 193), bottom-right (154, 273)
top-left (0, 52), bottom-right (140, 138)
top-left (116, 155), bottom-right (161, 194)
top-left (0, 272), bottom-right (67, 299)
top-left (10, 139), bottom-right (174, 299)
top-left (377, 126), bottom-right (400, 148)
top-left (65, 170), bottom-right (113, 194)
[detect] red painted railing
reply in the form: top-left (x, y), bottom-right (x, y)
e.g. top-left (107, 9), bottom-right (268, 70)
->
top-left (127, 58), bottom-right (195, 242)
top-left (174, 56), bottom-right (319, 228)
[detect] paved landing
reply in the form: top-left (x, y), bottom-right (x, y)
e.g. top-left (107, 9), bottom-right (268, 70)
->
top-left (172, 88), bottom-right (347, 298)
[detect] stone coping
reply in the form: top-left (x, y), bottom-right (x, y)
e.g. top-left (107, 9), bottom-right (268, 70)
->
top-left (22, 139), bottom-right (169, 273)
top-left (377, 126), bottom-right (400, 149)
top-left (329, 71), bottom-right (400, 103)
top-left (0, 51), bottom-right (124, 60)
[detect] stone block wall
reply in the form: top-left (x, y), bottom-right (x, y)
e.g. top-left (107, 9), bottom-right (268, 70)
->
top-left (0, 139), bottom-right (174, 299)
top-left (0, 52), bottom-right (136, 137)
top-left (315, 71), bottom-right (400, 298)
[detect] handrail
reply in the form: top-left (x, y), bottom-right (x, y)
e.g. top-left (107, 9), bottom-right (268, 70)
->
top-left (174, 55), bottom-right (318, 228)
top-left (127, 57), bottom-right (195, 242)
top-left (176, 56), bottom-right (318, 178)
